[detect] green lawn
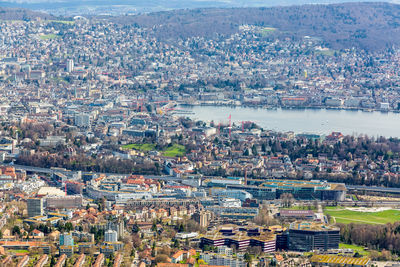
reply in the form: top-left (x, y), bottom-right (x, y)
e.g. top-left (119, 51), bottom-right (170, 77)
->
top-left (39, 34), bottom-right (59, 40)
top-left (315, 49), bottom-right (336, 56)
top-left (162, 144), bottom-right (186, 157)
top-left (8, 249), bottom-right (29, 254)
top-left (260, 27), bottom-right (276, 36)
top-left (339, 243), bottom-right (369, 255)
top-left (324, 206), bottom-right (400, 224)
top-left (49, 20), bottom-right (75, 25)
top-left (281, 205), bottom-right (317, 211)
top-left (122, 143), bottom-right (186, 157)
top-left (122, 143), bottom-right (156, 151)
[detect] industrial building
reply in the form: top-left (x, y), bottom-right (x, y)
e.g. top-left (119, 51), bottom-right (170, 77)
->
top-left (310, 254), bottom-right (371, 267)
top-left (27, 198), bottom-right (43, 218)
top-left (228, 179), bottom-right (346, 201)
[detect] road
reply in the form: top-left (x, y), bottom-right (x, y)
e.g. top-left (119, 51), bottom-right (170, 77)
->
top-left (6, 163), bottom-right (181, 181)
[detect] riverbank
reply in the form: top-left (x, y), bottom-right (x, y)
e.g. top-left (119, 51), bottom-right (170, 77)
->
top-left (178, 101), bottom-right (400, 113)
top-left (178, 105), bottom-right (400, 137)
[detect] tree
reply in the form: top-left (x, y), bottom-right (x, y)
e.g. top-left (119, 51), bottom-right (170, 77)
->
top-left (50, 256), bottom-right (56, 267)
top-left (244, 252), bottom-right (252, 267)
top-left (280, 193), bottom-right (294, 208)
top-left (151, 221), bottom-right (157, 232)
top-left (155, 254), bottom-right (169, 263)
top-left (12, 225), bottom-right (20, 236)
top-left (173, 239), bottom-right (180, 248)
top-left (132, 223), bottom-right (140, 233)
top-left (132, 233), bottom-right (142, 248)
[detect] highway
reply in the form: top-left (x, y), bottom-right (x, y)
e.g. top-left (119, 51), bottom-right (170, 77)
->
top-left (6, 163), bottom-right (181, 181)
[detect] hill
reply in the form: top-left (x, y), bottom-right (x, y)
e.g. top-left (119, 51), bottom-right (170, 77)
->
top-left (0, 7), bottom-right (55, 20)
top-left (114, 2), bottom-right (400, 51)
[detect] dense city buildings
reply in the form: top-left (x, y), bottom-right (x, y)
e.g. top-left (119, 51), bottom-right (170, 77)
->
top-left (0, 3), bottom-right (397, 267)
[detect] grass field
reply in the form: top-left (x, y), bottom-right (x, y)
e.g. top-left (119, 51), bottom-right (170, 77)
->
top-left (282, 205), bottom-right (317, 211)
top-left (39, 34), bottom-right (59, 40)
top-left (49, 20), bottom-right (75, 25)
top-left (324, 206), bottom-right (400, 224)
top-left (122, 143), bottom-right (156, 151)
top-left (339, 243), bottom-right (369, 255)
top-left (162, 144), bottom-right (186, 157)
top-left (315, 49), bottom-right (336, 56)
top-left (122, 143), bottom-right (186, 157)
top-left (8, 249), bottom-right (29, 254)
top-left (260, 27), bottom-right (276, 36)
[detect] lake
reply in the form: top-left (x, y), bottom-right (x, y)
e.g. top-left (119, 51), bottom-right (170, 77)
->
top-left (178, 105), bottom-right (400, 137)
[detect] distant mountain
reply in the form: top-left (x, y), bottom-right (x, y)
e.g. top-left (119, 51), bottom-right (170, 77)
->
top-left (0, 7), bottom-right (55, 20)
top-left (0, 0), bottom-right (393, 15)
top-left (112, 2), bottom-right (400, 51)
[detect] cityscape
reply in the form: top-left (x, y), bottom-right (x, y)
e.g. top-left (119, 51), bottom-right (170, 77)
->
top-left (0, 1), bottom-right (398, 267)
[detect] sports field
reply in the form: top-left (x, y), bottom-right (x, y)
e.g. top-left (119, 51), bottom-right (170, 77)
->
top-left (324, 206), bottom-right (400, 224)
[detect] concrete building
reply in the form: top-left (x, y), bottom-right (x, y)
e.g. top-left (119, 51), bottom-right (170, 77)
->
top-left (288, 222), bottom-right (340, 252)
top-left (67, 59), bottom-right (74, 72)
top-left (60, 233), bottom-right (74, 246)
top-left (46, 195), bottom-right (83, 209)
top-left (27, 198), bottom-right (43, 218)
top-left (201, 225), bottom-right (276, 253)
top-left (104, 230), bottom-right (118, 243)
top-left (75, 113), bottom-right (90, 128)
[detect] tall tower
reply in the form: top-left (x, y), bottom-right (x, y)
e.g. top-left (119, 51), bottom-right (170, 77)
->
top-left (67, 59), bottom-right (74, 73)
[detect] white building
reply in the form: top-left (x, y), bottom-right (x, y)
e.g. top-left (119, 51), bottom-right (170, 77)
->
top-left (104, 230), bottom-right (118, 243)
top-left (219, 198), bottom-right (242, 208)
top-left (67, 59), bottom-right (74, 72)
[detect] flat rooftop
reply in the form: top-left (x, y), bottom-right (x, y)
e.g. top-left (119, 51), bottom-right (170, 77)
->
top-left (310, 255), bottom-right (370, 266)
top-left (289, 222), bottom-right (339, 232)
top-left (202, 224), bottom-right (276, 242)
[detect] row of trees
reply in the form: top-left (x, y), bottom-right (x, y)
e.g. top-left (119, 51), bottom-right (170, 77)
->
top-left (16, 153), bottom-right (160, 174)
top-left (338, 222), bottom-right (400, 256)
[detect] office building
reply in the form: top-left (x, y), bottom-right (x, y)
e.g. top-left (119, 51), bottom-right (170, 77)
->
top-left (46, 195), bottom-right (83, 209)
top-left (104, 230), bottom-right (118, 243)
top-left (288, 222), bottom-right (340, 252)
top-left (75, 113), bottom-right (90, 128)
top-left (27, 198), bottom-right (43, 218)
top-left (230, 179), bottom-right (346, 201)
top-left (67, 59), bottom-right (74, 72)
top-left (59, 233), bottom-right (74, 246)
top-left (201, 224), bottom-right (276, 253)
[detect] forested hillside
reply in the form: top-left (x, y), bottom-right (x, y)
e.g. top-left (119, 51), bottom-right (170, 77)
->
top-left (0, 7), bottom-right (55, 20)
top-left (116, 2), bottom-right (400, 51)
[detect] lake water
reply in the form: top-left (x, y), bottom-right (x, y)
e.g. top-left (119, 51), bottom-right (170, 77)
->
top-left (178, 105), bottom-right (400, 137)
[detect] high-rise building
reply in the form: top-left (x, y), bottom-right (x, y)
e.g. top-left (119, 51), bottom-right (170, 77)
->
top-left (27, 198), bottom-right (43, 217)
top-left (74, 114), bottom-right (90, 128)
top-left (66, 59), bottom-right (74, 72)
top-left (107, 220), bottom-right (124, 239)
top-left (59, 233), bottom-right (74, 246)
top-left (192, 211), bottom-right (211, 228)
top-left (104, 230), bottom-right (118, 243)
